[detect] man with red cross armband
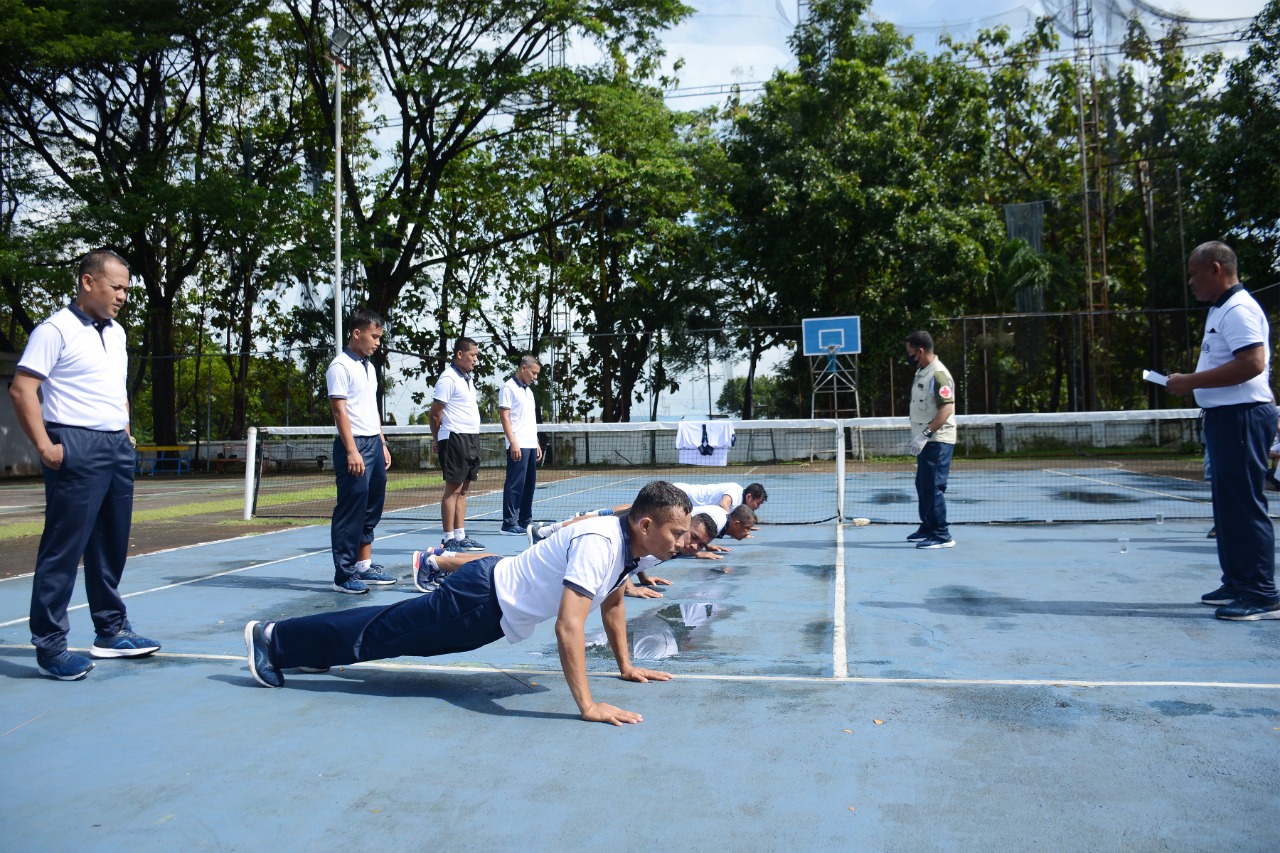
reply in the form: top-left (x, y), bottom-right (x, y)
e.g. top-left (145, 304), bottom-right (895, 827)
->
top-left (905, 330), bottom-right (958, 550)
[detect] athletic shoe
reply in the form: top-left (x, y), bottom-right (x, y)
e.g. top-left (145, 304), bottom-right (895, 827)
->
top-left (90, 626), bottom-right (161, 658)
top-left (332, 577), bottom-right (370, 594)
top-left (1200, 585), bottom-right (1237, 606)
top-left (441, 538), bottom-right (465, 553)
top-left (356, 564), bottom-right (397, 586)
top-left (458, 536), bottom-right (485, 552)
top-left (527, 523), bottom-right (544, 547)
top-left (412, 549), bottom-right (446, 594)
top-left (500, 526), bottom-right (525, 535)
top-left (1215, 600), bottom-right (1280, 621)
top-left (36, 650), bottom-right (94, 681)
top-left (916, 537), bottom-right (956, 549)
top-left (297, 666), bottom-right (331, 673)
top-left (1206, 527), bottom-right (1216, 539)
top-left (906, 527), bottom-right (929, 542)
top-left (244, 621), bottom-right (284, 688)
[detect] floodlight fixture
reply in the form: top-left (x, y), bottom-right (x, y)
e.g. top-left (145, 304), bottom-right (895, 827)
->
top-left (327, 26), bottom-right (353, 61)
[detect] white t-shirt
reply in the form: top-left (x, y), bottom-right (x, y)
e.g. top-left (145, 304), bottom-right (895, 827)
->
top-left (325, 349), bottom-right (382, 437)
top-left (17, 304), bottom-right (129, 431)
top-left (692, 504), bottom-right (729, 536)
top-left (498, 376), bottom-right (539, 448)
top-left (432, 364), bottom-right (481, 439)
top-left (674, 482), bottom-right (743, 508)
top-left (1193, 285), bottom-right (1272, 408)
top-left (493, 516), bottom-right (635, 642)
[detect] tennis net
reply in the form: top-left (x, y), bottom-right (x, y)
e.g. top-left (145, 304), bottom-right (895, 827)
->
top-left (247, 409), bottom-right (1239, 526)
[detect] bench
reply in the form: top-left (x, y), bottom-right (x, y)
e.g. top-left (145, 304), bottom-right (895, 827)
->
top-left (136, 445), bottom-right (191, 476)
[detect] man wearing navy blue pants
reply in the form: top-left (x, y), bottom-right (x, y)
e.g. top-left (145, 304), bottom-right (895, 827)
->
top-left (498, 355), bottom-right (542, 535)
top-left (1168, 241), bottom-right (1279, 621)
top-left (905, 330), bottom-right (958, 549)
top-left (326, 308), bottom-right (394, 594)
top-left (245, 481), bottom-right (692, 725)
top-left (9, 249), bottom-right (161, 680)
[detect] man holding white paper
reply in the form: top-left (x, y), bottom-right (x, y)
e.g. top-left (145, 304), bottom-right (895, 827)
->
top-left (1167, 241), bottom-right (1278, 621)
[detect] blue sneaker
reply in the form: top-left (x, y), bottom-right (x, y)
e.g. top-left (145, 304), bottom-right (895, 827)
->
top-left (906, 527), bottom-right (929, 542)
top-left (244, 621), bottom-right (284, 688)
top-left (356, 564), bottom-right (397, 586)
top-left (1215, 600), bottom-right (1280, 621)
top-left (37, 650), bottom-right (94, 681)
top-left (1201, 585), bottom-right (1236, 606)
top-left (441, 538), bottom-right (465, 553)
top-left (91, 626), bottom-right (161, 658)
top-left (413, 548), bottom-right (449, 593)
top-left (916, 537), bottom-right (956, 550)
top-left (500, 526), bottom-right (525, 535)
top-left (527, 523), bottom-right (543, 548)
top-left (332, 577), bottom-right (370, 594)
top-left (458, 536), bottom-right (485, 552)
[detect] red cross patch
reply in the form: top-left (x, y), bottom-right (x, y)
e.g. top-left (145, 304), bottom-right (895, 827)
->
top-left (939, 385), bottom-right (953, 400)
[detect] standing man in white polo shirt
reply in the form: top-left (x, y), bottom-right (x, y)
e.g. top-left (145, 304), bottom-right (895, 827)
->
top-left (9, 249), bottom-right (161, 680)
top-left (430, 337), bottom-right (485, 552)
top-left (499, 355), bottom-right (543, 535)
top-left (1168, 241), bottom-right (1279, 621)
top-left (326, 308), bottom-right (394, 594)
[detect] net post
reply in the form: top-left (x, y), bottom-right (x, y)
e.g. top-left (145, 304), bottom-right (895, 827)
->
top-left (243, 427), bottom-right (257, 521)
top-left (834, 418), bottom-right (846, 521)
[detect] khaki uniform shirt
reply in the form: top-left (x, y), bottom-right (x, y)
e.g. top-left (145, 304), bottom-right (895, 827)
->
top-left (909, 357), bottom-right (957, 444)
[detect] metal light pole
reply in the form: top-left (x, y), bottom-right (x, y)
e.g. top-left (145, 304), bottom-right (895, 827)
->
top-left (327, 26), bottom-right (354, 358)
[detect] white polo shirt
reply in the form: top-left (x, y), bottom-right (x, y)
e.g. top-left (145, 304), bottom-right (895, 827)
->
top-left (674, 482), bottom-right (743, 508)
top-left (493, 516), bottom-right (636, 642)
top-left (17, 304), bottom-right (129, 431)
top-left (325, 349), bottom-right (382, 437)
top-left (1193, 285), bottom-right (1272, 408)
top-left (498, 376), bottom-right (539, 448)
top-left (432, 364), bottom-right (480, 439)
top-left (692, 504), bottom-right (729, 536)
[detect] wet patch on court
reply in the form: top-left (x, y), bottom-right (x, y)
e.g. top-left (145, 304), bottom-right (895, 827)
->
top-left (1054, 489), bottom-right (1141, 504)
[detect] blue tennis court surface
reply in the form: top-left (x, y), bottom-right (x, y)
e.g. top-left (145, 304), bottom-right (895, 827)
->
top-left (2, 514), bottom-right (1277, 850)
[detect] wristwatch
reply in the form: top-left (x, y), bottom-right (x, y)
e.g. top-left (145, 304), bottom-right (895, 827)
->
top-left (922, 428), bottom-right (935, 438)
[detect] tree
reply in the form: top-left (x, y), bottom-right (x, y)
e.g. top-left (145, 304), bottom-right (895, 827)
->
top-left (0, 0), bottom-right (275, 443)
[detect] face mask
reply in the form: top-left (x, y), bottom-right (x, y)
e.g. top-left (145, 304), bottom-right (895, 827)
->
top-left (907, 351), bottom-right (920, 367)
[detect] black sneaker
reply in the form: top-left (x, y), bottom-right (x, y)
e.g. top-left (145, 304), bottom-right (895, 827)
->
top-left (244, 620), bottom-right (284, 688)
top-left (1206, 527), bottom-right (1216, 539)
top-left (916, 537), bottom-right (956, 550)
top-left (1215, 600), bottom-right (1280, 621)
top-left (906, 527), bottom-right (929, 542)
top-left (36, 650), bottom-right (94, 681)
top-left (1200, 585), bottom-right (1236, 606)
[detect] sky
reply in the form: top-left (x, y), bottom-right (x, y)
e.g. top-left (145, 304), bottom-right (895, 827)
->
top-left (381, 0), bottom-right (1269, 424)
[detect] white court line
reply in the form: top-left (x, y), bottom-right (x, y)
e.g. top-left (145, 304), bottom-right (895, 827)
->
top-left (0, 523), bottom-right (438, 626)
top-left (1043, 468), bottom-right (1211, 504)
top-left (833, 522), bottom-right (848, 679)
top-left (8, 648), bottom-right (1275, 691)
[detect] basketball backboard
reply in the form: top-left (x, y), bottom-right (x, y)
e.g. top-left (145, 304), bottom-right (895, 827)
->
top-left (802, 315), bottom-right (861, 356)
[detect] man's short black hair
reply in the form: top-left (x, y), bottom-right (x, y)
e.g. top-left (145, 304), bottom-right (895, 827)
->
top-left (454, 336), bottom-right (478, 355)
top-left (628, 481), bottom-right (692, 525)
top-left (904, 331), bottom-right (934, 352)
top-left (729, 504), bottom-right (757, 528)
top-left (744, 483), bottom-right (767, 502)
top-left (691, 512), bottom-right (717, 542)
top-left (348, 307), bottom-right (385, 333)
top-left (77, 248), bottom-right (129, 282)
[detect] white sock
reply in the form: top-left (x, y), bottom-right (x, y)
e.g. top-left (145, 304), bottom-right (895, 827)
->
top-left (456, 528), bottom-right (467, 539)
top-left (356, 559), bottom-right (371, 570)
top-left (537, 521), bottom-right (562, 538)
